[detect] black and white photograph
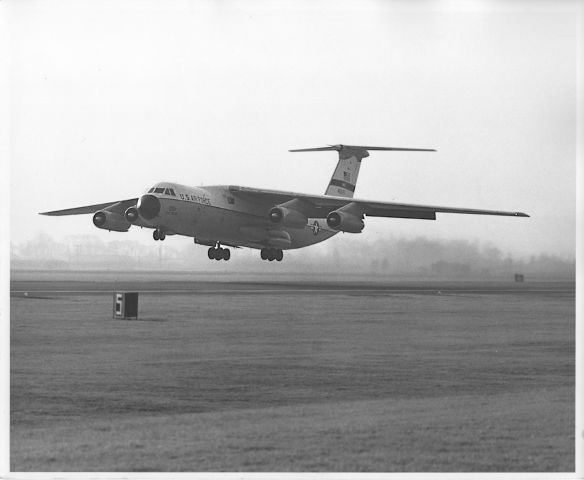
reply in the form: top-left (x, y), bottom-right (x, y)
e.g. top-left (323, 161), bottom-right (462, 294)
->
top-left (2, 0), bottom-right (581, 475)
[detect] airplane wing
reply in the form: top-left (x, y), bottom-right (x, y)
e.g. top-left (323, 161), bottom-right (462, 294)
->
top-left (39, 199), bottom-right (138, 216)
top-left (228, 186), bottom-right (529, 219)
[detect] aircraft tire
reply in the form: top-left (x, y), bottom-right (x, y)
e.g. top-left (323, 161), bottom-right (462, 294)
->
top-left (208, 247), bottom-right (215, 260)
top-left (215, 248), bottom-right (223, 261)
top-left (222, 248), bottom-right (231, 261)
top-left (260, 248), bottom-right (268, 260)
top-left (267, 248), bottom-right (276, 261)
top-left (153, 230), bottom-right (160, 241)
top-left (159, 232), bottom-right (166, 241)
top-left (275, 249), bottom-right (283, 261)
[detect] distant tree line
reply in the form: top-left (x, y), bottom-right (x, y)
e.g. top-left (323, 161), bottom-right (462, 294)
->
top-left (10, 232), bottom-right (575, 279)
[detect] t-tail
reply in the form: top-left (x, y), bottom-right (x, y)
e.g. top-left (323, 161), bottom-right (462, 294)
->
top-left (289, 144), bottom-right (436, 198)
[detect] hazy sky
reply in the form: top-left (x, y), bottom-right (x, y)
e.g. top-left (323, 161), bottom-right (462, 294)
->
top-left (6, 0), bottom-right (579, 259)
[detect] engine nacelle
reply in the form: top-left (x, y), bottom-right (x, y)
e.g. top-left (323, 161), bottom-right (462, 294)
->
top-left (92, 210), bottom-right (130, 232)
top-left (326, 210), bottom-right (364, 233)
top-left (124, 206), bottom-right (140, 223)
top-left (269, 206), bottom-right (308, 229)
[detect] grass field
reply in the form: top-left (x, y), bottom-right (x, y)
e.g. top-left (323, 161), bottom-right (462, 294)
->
top-left (10, 275), bottom-right (575, 471)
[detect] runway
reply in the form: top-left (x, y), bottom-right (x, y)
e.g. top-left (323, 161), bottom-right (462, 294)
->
top-left (10, 275), bottom-right (574, 297)
top-left (10, 271), bottom-right (575, 471)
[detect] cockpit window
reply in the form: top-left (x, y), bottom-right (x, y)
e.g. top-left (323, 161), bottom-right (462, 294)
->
top-left (164, 188), bottom-right (171, 195)
top-left (154, 187), bottom-right (165, 194)
top-left (169, 189), bottom-right (176, 196)
top-left (148, 188), bottom-right (155, 193)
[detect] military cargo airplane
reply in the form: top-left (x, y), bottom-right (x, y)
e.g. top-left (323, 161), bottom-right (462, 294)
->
top-left (40, 144), bottom-right (529, 262)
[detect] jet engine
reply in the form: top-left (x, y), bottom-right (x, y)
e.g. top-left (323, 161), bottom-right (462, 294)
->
top-left (136, 194), bottom-right (161, 220)
top-left (269, 206), bottom-right (308, 229)
top-left (326, 210), bottom-right (364, 233)
top-left (124, 206), bottom-right (140, 223)
top-left (92, 210), bottom-right (130, 232)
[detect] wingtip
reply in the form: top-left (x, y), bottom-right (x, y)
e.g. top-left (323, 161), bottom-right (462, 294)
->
top-left (516, 212), bottom-right (530, 217)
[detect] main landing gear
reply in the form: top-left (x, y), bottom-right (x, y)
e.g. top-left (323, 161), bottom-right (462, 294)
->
top-left (153, 229), bottom-right (166, 241)
top-left (208, 245), bottom-right (231, 261)
top-left (260, 247), bottom-right (283, 262)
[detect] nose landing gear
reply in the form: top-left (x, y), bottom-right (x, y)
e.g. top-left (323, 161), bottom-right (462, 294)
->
top-left (153, 229), bottom-right (166, 241)
top-left (260, 248), bottom-right (283, 261)
top-left (208, 245), bottom-right (231, 261)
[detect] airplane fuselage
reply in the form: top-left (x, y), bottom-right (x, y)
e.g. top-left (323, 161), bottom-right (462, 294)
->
top-left (144, 182), bottom-right (337, 250)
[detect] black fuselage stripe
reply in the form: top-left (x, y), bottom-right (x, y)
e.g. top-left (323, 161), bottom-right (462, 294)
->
top-left (329, 179), bottom-right (356, 192)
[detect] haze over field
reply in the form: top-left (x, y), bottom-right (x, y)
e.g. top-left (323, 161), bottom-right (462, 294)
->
top-left (6, 1), bottom-right (578, 262)
top-left (10, 233), bottom-right (574, 280)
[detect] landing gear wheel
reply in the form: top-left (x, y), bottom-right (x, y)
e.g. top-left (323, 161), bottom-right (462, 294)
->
top-left (159, 232), bottom-right (166, 241)
top-left (275, 249), bottom-right (283, 262)
top-left (208, 247), bottom-right (215, 260)
top-left (222, 248), bottom-right (231, 261)
top-left (260, 248), bottom-right (268, 260)
top-left (153, 230), bottom-right (160, 241)
top-left (267, 248), bottom-right (276, 261)
top-left (215, 248), bottom-right (223, 261)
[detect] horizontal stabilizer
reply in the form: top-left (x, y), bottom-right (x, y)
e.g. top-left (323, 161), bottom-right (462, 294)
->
top-left (290, 144), bottom-right (435, 198)
top-left (289, 144), bottom-right (436, 153)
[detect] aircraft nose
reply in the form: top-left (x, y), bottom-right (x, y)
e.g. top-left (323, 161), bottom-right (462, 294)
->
top-left (137, 194), bottom-right (161, 220)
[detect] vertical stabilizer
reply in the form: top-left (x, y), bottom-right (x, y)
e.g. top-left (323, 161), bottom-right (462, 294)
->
top-left (289, 144), bottom-right (436, 198)
top-left (324, 146), bottom-right (368, 198)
